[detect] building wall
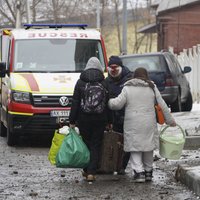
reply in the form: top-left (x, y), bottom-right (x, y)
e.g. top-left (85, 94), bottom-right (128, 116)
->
top-left (157, 3), bottom-right (200, 54)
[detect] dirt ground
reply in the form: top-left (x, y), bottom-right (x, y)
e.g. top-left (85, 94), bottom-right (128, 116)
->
top-left (0, 133), bottom-right (199, 200)
top-left (1, 107), bottom-right (200, 200)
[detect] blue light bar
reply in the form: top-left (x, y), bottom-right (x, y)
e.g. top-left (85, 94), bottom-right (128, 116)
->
top-left (23, 24), bottom-right (88, 29)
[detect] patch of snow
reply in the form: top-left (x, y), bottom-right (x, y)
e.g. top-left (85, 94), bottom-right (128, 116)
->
top-left (192, 102), bottom-right (200, 111)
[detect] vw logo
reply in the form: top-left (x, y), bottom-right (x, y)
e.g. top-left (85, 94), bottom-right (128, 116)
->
top-left (59, 96), bottom-right (69, 106)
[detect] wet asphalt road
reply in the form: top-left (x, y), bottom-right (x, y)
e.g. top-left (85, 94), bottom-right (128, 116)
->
top-left (0, 111), bottom-right (200, 200)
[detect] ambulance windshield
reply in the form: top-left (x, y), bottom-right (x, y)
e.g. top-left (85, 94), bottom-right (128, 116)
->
top-left (13, 39), bottom-right (105, 72)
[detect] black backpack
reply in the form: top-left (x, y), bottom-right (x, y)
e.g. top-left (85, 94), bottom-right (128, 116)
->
top-left (81, 82), bottom-right (107, 114)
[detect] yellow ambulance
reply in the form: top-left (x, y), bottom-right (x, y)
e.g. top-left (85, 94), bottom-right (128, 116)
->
top-left (0, 24), bottom-right (108, 146)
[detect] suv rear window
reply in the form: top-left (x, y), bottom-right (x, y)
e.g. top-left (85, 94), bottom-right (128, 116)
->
top-left (121, 55), bottom-right (167, 72)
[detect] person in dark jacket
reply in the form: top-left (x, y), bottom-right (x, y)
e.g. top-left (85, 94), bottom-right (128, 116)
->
top-left (69, 57), bottom-right (112, 183)
top-left (105, 55), bottom-right (132, 174)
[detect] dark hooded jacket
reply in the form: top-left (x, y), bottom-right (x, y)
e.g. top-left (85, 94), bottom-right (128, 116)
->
top-left (69, 57), bottom-right (112, 124)
top-left (105, 65), bottom-right (132, 128)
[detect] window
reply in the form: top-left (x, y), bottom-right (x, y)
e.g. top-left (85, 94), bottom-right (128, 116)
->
top-left (121, 55), bottom-right (166, 71)
top-left (13, 39), bottom-right (105, 72)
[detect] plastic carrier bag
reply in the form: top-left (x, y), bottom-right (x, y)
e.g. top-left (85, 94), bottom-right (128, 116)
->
top-left (48, 130), bottom-right (65, 165)
top-left (56, 128), bottom-right (90, 168)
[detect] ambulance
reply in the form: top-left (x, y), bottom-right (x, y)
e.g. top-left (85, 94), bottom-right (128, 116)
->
top-left (0, 24), bottom-right (108, 146)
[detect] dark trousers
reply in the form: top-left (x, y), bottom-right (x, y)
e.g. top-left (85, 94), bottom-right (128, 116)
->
top-left (122, 151), bottom-right (130, 170)
top-left (78, 121), bottom-right (106, 175)
top-left (113, 123), bottom-right (130, 170)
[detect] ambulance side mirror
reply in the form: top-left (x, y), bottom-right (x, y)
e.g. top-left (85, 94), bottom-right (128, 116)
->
top-left (0, 62), bottom-right (7, 77)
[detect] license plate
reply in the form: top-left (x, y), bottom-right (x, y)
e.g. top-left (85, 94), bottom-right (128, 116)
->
top-left (50, 110), bottom-right (70, 117)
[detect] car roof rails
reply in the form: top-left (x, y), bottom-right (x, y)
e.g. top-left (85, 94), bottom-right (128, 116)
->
top-left (160, 49), bottom-right (170, 53)
top-left (23, 23), bottom-right (88, 30)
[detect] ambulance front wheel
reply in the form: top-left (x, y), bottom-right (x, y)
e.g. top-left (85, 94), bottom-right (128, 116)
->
top-left (0, 121), bottom-right (7, 137)
top-left (7, 121), bottom-right (17, 146)
top-left (0, 110), bottom-right (7, 137)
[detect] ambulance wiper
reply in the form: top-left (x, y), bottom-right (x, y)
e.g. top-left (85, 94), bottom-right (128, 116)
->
top-left (18, 71), bottom-right (47, 73)
top-left (47, 71), bottom-right (82, 73)
top-left (17, 70), bottom-right (83, 73)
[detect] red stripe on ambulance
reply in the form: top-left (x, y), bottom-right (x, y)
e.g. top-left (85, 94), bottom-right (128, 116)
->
top-left (20, 74), bottom-right (39, 91)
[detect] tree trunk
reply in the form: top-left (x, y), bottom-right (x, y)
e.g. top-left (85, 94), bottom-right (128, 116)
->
top-left (114, 0), bottom-right (121, 54)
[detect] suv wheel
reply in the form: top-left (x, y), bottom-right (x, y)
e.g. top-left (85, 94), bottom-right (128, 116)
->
top-left (171, 93), bottom-right (182, 112)
top-left (182, 91), bottom-right (193, 111)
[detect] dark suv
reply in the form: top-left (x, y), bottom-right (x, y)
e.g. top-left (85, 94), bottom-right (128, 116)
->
top-left (119, 51), bottom-right (193, 112)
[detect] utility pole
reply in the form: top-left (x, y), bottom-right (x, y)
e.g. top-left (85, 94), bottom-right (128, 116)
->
top-left (16, 0), bottom-right (21, 28)
top-left (96, 0), bottom-right (100, 29)
top-left (122, 0), bottom-right (127, 55)
top-left (26, 0), bottom-right (31, 24)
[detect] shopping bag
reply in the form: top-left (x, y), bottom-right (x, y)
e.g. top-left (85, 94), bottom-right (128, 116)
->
top-left (48, 130), bottom-right (65, 165)
top-left (152, 87), bottom-right (165, 125)
top-left (56, 128), bottom-right (90, 168)
top-left (155, 103), bottom-right (165, 125)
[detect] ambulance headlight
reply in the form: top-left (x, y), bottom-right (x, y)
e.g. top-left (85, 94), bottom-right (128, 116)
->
top-left (12, 91), bottom-right (31, 104)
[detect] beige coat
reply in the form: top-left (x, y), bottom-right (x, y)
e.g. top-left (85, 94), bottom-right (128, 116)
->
top-left (108, 78), bottom-right (175, 152)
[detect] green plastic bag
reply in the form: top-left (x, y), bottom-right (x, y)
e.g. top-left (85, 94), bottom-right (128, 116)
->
top-left (56, 128), bottom-right (90, 168)
top-left (48, 130), bottom-right (65, 165)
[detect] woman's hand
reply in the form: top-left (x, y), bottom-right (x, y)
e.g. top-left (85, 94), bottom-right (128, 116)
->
top-left (170, 120), bottom-right (176, 127)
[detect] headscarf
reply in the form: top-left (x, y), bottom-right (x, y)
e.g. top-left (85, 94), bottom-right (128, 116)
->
top-left (134, 67), bottom-right (154, 89)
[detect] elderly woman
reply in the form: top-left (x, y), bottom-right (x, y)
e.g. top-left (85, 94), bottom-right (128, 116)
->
top-left (108, 67), bottom-right (176, 183)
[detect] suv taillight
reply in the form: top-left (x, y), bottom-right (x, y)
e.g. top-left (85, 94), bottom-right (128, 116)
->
top-left (165, 75), bottom-right (175, 86)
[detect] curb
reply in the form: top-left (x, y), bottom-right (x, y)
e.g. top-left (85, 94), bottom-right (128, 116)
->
top-left (184, 136), bottom-right (200, 150)
top-left (175, 164), bottom-right (200, 196)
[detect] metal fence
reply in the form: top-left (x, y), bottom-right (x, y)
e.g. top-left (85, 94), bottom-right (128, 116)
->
top-left (169, 45), bottom-right (200, 103)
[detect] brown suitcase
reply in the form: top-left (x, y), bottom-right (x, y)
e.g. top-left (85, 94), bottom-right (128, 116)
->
top-left (97, 130), bottom-right (124, 174)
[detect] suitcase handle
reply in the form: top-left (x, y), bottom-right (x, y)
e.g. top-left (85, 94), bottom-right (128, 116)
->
top-left (117, 141), bottom-right (123, 147)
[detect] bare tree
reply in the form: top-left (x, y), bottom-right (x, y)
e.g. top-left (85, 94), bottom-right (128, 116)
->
top-left (0, 0), bottom-right (156, 56)
top-left (0, 0), bottom-right (115, 27)
top-left (0, 0), bottom-right (44, 27)
top-left (0, 0), bottom-right (20, 26)
top-left (129, 0), bottom-right (142, 53)
top-left (32, 0), bottom-right (43, 23)
top-left (128, 0), bottom-right (155, 53)
top-left (146, 0), bottom-right (153, 52)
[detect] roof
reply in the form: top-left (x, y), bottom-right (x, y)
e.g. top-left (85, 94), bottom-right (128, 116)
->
top-left (157, 0), bottom-right (200, 14)
top-left (119, 51), bottom-right (171, 59)
top-left (137, 22), bottom-right (157, 34)
top-left (151, 0), bottom-right (161, 7)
